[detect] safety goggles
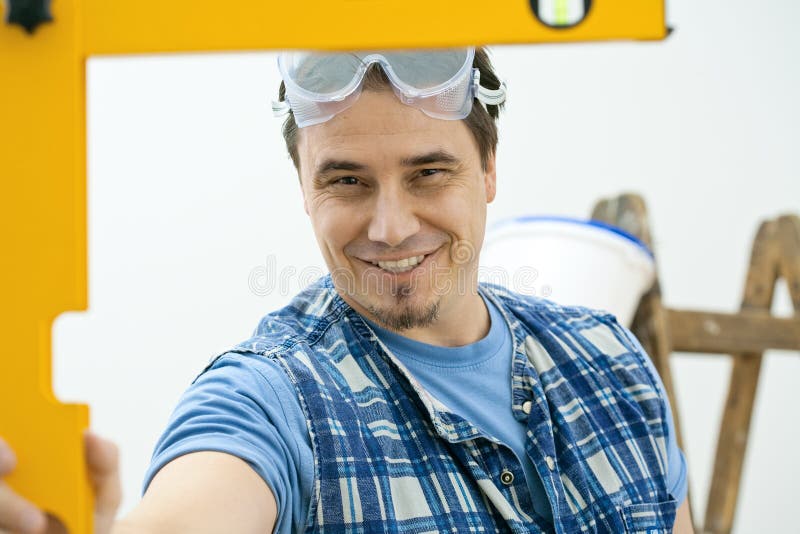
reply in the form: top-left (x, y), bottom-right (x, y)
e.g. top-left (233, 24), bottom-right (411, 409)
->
top-left (272, 47), bottom-right (507, 128)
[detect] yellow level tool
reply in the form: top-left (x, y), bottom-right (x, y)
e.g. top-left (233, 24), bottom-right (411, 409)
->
top-left (0, 0), bottom-right (667, 531)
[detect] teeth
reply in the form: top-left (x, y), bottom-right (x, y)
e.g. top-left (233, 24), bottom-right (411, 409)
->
top-left (375, 255), bottom-right (425, 272)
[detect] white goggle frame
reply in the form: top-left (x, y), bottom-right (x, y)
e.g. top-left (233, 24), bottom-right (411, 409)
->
top-left (272, 47), bottom-right (506, 128)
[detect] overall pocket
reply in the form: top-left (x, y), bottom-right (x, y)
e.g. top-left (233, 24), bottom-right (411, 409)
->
top-left (619, 499), bottom-right (678, 534)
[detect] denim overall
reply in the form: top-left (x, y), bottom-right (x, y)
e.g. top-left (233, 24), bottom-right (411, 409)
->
top-left (229, 276), bottom-right (677, 533)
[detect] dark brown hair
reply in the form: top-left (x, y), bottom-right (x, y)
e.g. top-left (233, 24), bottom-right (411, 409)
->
top-left (277, 47), bottom-right (504, 172)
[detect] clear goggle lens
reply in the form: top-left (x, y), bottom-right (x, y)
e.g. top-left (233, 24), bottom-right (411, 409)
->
top-left (274, 48), bottom-right (505, 128)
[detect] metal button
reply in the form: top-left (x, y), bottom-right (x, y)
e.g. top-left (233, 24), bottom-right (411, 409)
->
top-left (545, 456), bottom-right (555, 470)
top-left (500, 469), bottom-right (515, 485)
top-left (521, 400), bottom-right (532, 415)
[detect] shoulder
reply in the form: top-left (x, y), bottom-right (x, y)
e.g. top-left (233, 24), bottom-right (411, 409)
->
top-left (192, 350), bottom-right (295, 394)
top-left (222, 275), bottom-right (349, 359)
top-left (179, 351), bottom-right (306, 442)
top-left (481, 282), bottom-right (667, 410)
top-left (479, 280), bottom-right (619, 332)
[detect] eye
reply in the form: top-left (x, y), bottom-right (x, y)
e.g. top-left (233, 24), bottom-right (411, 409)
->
top-left (333, 176), bottom-right (361, 186)
top-left (414, 169), bottom-right (449, 185)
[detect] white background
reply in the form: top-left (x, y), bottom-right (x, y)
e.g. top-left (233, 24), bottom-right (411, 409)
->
top-left (53, 0), bottom-right (799, 531)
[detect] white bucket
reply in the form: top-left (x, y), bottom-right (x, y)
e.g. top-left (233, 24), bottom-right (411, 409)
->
top-left (479, 215), bottom-right (656, 327)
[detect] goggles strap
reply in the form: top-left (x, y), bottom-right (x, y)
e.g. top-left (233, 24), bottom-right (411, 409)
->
top-left (473, 68), bottom-right (507, 107)
top-left (477, 83), bottom-right (507, 106)
top-left (272, 99), bottom-right (291, 117)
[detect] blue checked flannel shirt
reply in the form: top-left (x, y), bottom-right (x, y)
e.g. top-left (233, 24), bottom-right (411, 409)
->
top-left (223, 274), bottom-right (678, 533)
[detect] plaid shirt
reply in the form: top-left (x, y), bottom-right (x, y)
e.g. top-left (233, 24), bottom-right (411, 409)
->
top-left (227, 275), bottom-right (677, 533)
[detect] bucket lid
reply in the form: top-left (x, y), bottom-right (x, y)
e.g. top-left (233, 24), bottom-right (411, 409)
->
top-left (487, 215), bottom-right (654, 259)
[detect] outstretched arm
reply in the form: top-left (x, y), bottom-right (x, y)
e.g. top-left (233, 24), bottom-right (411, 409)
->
top-left (673, 500), bottom-right (695, 534)
top-left (1, 434), bottom-right (276, 534)
top-left (115, 451), bottom-right (277, 534)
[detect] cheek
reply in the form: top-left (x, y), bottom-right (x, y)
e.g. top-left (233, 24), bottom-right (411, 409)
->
top-left (312, 204), bottom-right (363, 251)
top-left (434, 184), bottom-right (487, 253)
top-left (429, 183), bottom-right (484, 225)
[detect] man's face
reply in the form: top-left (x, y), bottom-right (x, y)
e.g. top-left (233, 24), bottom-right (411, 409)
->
top-left (296, 89), bottom-right (496, 332)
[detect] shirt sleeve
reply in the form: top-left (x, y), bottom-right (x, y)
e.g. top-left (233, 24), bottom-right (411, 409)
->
top-left (622, 329), bottom-right (689, 506)
top-left (141, 351), bottom-right (314, 534)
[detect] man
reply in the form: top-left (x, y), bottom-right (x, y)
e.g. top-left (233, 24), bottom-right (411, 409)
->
top-left (0, 47), bottom-right (692, 533)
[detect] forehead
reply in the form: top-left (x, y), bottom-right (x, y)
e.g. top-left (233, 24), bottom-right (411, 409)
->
top-left (296, 90), bottom-right (479, 173)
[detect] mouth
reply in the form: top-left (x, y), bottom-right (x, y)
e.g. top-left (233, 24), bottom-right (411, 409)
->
top-left (358, 246), bottom-right (442, 275)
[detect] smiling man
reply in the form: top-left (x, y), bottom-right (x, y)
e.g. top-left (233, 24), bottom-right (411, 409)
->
top-left (0, 48), bottom-right (692, 534)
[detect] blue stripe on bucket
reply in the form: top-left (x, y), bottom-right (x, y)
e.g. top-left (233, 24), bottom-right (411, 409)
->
top-left (488, 215), bottom-right (655, 259)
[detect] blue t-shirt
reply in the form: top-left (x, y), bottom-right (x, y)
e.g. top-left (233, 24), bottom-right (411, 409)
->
top-left (143, 293), bottom-right (687, 533)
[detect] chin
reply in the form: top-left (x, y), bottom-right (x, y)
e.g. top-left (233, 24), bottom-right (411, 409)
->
top-left (366, 296), bottom-right (441, 332)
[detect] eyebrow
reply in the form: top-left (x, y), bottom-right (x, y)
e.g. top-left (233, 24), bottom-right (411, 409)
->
top-left (312, 150), bottom-right (462, 187)
top-left (400, 150), bottom-right (461, 168)
top-left (315, 159), bottom-right (367, 177)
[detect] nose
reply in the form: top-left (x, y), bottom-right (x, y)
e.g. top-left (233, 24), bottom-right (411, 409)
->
top-left (367, 187), bottom-right (421, 247)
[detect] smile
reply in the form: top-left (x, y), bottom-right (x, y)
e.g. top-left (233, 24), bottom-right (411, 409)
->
top-left (370, 255), bottom-right (426, 273)
top-left (359, 247), bottom-right (441, 275)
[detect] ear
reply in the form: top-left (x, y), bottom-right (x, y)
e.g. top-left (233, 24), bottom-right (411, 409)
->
top-left (483, 151), bottom-right (497, 204)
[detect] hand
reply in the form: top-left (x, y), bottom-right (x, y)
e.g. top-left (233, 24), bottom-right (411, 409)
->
top-left (0, 432), bottom-right (122, 534)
